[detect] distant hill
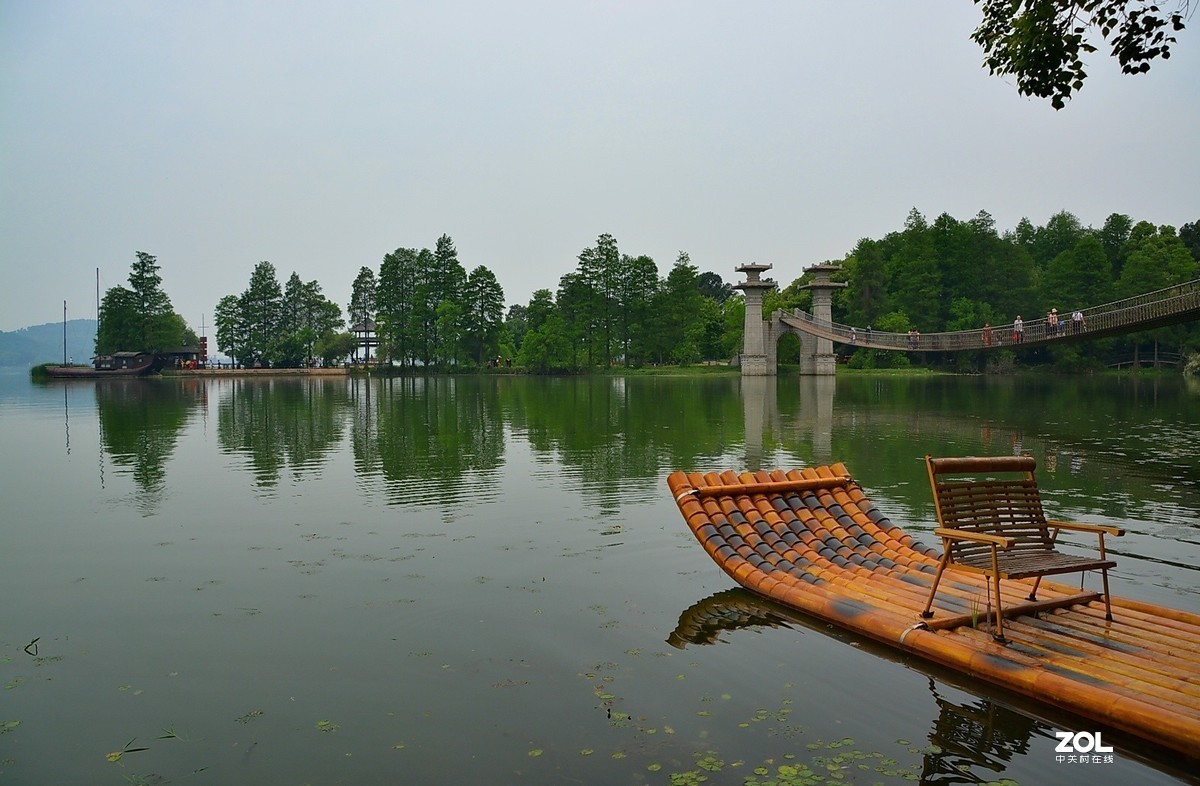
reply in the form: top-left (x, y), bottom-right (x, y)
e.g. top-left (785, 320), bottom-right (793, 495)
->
top-left (0, 320), bottom-right (98, 367)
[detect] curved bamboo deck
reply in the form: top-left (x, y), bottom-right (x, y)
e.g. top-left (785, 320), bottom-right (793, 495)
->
top-left (667, 464), bottom-right (1200, 760)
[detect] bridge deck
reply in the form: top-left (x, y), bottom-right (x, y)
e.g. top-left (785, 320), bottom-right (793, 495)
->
top-left (778, 278), bottom-right (1200, 352)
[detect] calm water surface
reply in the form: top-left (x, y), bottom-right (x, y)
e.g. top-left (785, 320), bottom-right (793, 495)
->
top-left (1, 370), bottom-right (1197, 785)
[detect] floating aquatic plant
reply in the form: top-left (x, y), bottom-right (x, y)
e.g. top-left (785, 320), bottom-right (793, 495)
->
top-left (235, 709), bottom-right (263, 725)
top-left (105, 738), bottom-right (149, 763)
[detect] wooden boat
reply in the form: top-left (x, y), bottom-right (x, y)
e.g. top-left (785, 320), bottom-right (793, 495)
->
top-left (666, 463), bottom-right (1200, 760)
top-left (43, 352), bottom-right (159, 378)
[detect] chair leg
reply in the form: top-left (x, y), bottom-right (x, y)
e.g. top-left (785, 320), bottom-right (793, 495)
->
top-left (1027, 575), bottom-right (1043, 601)
top-left (1101, 569), bottom-right (1113, 621)
top-left (921, 553), bottom-right (950, 619)
top-left (991, 572), bottom-right (1007, 643)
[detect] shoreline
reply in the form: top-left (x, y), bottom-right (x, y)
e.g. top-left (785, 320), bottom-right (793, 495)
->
top-left (160, 367), bottom-right (349, 377)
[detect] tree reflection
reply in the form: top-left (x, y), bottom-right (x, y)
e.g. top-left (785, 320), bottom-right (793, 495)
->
top-left (342, 375), bottom-right (753, 512)
top-left (91, 372), bottom-right (1198, 529)
top-left (356, 376), bottom-right (507, 506)
top-left (513, 376), bottom-right (745, 512)
top-left (96, 379), bottom-right (200, 514)
top-left (217, 378), bottom-right (350, 488)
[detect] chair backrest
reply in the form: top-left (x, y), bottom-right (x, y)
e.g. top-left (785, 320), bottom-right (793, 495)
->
top-left (925, 455), bottom-right (1054, 561)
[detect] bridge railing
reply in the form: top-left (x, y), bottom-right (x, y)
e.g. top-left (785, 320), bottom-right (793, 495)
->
top-left (778, 277), bottom-right (1200, 352)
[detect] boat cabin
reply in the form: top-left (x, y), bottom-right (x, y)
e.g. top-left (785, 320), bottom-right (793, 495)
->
top-left (95, 351), bottom-right (155, 370)
top-left (160, 346), bottom-right (203, 369)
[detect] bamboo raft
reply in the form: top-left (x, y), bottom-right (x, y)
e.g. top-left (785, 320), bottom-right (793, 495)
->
top-left (666, 463), bottom-right (1200, 760)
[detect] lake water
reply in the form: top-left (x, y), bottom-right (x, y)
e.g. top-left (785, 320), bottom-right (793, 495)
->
top-left (1, 370), bottom-right (1197, 785)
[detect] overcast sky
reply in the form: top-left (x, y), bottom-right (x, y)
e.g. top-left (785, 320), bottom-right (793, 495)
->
top-left (2, 1), bottom-right (1197, 334)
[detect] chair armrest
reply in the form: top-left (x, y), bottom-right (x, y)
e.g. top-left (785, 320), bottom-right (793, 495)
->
top-left (1046, 520), bottom-right (1125, 537)
top-left (933, 528), bottom-right (1015, 548)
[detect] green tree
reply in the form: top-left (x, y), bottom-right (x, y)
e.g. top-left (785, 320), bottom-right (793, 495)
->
top-left (696, 271), bottom-right (735, 303)
top-left (931, 212), bottom-right (976, 308)
top-left (279, 277), bottom-right (342, 366)
top-left (241, 261), bottom-right (282, 366)
top-left (516, 290), bottom-right (575, 372)
top-left (96, 286), bottom-right (140, 355)
top-left (844, 238), bottom-right (889, 327)
top-left (1179, 220), bottom-right (1200, 261)
top-left (128, 251), bottom-right (180, 351)
top-left (214, 293), bottom-right (247, 364)
top-left (657, 252), bottom-right (706, 365)
top-left (463, 265), bottom-right (505, 365)
top-left (1118, 223), bottom-right (1198, 297)
top-left (378, 247), bottom-right (418, 367)
top-left (556, 272), bottom-right (593, 368)
top-left (406, 245), bottom-right (454, 367)
top-left (314, 331), bottom-right (358, 366)
top-left (719, 296), bottom-right (745, 361)
top-left (887, 209), bottom-right (942, 331)
top-left (434, 300), bottom-right (465, 367)
top-left (96, 251), bottom-right (186, 354)
top-left (577, 233), bottom-right (622, 366)
top-left (348, 267), bottom-right (377, 330)
top-left (968, 210), bottom-right (1035, 320)
top-left (1030, 210), bottom-right (1088, 269)
top-left (277, 273), bottom-right (308, 366)
top-left (428, 235), bottom-right (468, 366)
top-left (972, 0), bottom-right (1188, 108)
top-left (1098, 213), bottom-right (1134, 277)
top-left (696, 296), bottom-right (727, 362)
top-left (504, 304), bottom-right (529, 355)
top-left (1043, 235), bottom-right (1113, 313)
top-left (525, 289), bottom-right (556, 333)
top-left (1116, 223), bottom-right (1199, 357)
top-left (616, 253), bottom-right (660, 366)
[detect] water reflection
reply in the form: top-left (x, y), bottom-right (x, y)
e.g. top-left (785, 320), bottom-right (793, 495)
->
top-left (355, 376), bottom-right (507, 507)
top-left (217, 377), bottom-right (350, 489)
top-left (668, 589), bottom-right (1046, 786)
top-left (96, 380), bottom-right (203, 513)
top-left (83, 373), bottom-right (1199, 541)
top-left (25, 370), bottom-right (1200, 784)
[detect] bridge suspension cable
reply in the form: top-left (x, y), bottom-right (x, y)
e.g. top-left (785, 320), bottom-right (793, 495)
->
top-left (778, 278), bottom-right (1200, 352)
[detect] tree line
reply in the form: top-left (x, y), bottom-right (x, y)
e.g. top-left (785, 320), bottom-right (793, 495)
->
top-left (100, 210), bottom-right (1200, 373)
top-left (332, 232), bottom-right (740, 372)
top-left (501, 235), bottom-right (740, 371)
top-left (773, 209), bottom-right (1200, 371)
top-left (213, 262), bottom-right (345, 368)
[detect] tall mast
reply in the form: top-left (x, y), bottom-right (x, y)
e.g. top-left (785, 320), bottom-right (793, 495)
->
top-left (63, 300), bottom-right (68, 365)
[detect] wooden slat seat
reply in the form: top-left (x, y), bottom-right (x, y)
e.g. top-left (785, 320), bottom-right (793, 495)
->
top-left (952, 549), bottom-right (1112, 578)
top-left (920, 455), bottom-right (1124, 642)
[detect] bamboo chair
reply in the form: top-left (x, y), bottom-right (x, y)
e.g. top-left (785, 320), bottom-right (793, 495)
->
top-left (919, 455), bottom-right (1124, 643)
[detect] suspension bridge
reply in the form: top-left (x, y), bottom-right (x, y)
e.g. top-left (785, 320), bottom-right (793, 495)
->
top-left (736, 262), bottom-right (1200, 375)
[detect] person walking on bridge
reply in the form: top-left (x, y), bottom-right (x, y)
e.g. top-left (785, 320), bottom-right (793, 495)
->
top-left (1013, 315), bottom-right (1024, 344)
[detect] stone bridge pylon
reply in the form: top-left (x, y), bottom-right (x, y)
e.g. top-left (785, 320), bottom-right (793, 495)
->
top-left (736, 262), bottom-right (846, 376)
